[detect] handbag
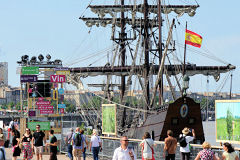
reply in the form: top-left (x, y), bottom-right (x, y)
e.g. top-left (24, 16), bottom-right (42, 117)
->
top-left (19, 142), bottom-right (23, 150)
top-left (146, 140), bottom-right (155, 160)
top-left (4, 140), bottom-right (9, 148)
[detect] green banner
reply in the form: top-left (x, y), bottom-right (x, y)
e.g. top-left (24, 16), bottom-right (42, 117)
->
top-left (102, 104), bottom-right (116, 135)
top-left (28, 121), bottom-right (50, 131)
top-left (22, 67), bottom-right (39, 75)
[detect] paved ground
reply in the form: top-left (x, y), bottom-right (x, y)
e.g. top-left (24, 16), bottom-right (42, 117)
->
top-left (5, 148), bottom-right (93, 160)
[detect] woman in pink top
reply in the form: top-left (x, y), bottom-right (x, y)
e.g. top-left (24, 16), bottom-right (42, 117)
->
top-left (195, 142), bottom-right (218, 160)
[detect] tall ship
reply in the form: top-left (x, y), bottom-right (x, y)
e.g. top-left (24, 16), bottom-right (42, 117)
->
top-left (71, 0), bottom-right (236, 142)
top-left (17, 0), bottom-right (236, 143)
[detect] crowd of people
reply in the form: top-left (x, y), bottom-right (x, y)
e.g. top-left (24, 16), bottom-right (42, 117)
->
top-left (65, 128), bottom-right (101, 160)
top-left (0, 121), bottom-right (58, 160)
top-left (0, 121), bottom-right (239, 160)
top-left (10, 124), bottom-right (58, 160)
top-left (111, 127), bottom-right (239, 160)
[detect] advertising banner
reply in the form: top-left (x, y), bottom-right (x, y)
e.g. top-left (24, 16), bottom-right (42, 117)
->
top-left (58, 104), bottom-right (66, 109)
top-left (40, 110), bottom-right (54, 114)
top-left (54, 67), bottom-right (69, 71)
top-left (60, 108), bottom-right (64, 114)
top-left (21, 67), bottom-right (39, 75)
top-left (38, 97), bottom-right (44, 101)
top-left (215, 100), bottom-right (240, 143)
top-left (28, 121), bottom-right (50, 131)
top-left (52, 90), bottom-right (58, 100)
top-left (102, 104), bottom-right (117, 135)
top-left (38, 106), bottom-right (54, 110)
top-left (56, 71), bottom-right (70, 75)
top-left (20, 75), bottom-right (38, 82)
top-left (36, 101), bottom-right (51, 106)
top-left (58, 88), bottom-right (64, 95)
top-left (50, 75), bottom-right (66, 83)
top-left (28, 111), bottom-right (36, 117)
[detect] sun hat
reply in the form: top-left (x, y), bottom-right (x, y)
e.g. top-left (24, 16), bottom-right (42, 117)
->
top-left (182, 127), bottom-right (190, 135)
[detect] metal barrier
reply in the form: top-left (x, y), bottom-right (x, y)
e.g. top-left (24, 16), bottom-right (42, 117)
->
top-left (60, 136), bottom-right (240, 160)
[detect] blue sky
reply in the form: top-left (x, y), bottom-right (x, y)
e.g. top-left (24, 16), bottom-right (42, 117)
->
top-left (0, 0), bottom-right (239, 94)
top-left (216, 101), bottom-right (240, 119)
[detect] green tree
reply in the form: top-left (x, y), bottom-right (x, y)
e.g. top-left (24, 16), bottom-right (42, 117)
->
top-left (62, 100), bottom-right (76, 113)
top-left (65, 103), bottom-right (76, 113)
top-left (51, 100), bottom-right (57, 107)
top-left (226, 109), bottom-right (233, 140)
top-left (1, 103), bottom-right (7, 109)
top-left (88, 96), bottom-right (102, 108)
top-left (15, 102), bottom-right (21, 110)
top-left (78, 123), bottom-right (85, 130)
top-left (1, 105), bottom-right (6, 109)
top-left (7, 102), bottom-right (15, 109)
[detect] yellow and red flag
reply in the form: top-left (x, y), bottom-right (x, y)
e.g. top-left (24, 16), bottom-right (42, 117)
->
top-left (185, 29), bottom-right (202, 48)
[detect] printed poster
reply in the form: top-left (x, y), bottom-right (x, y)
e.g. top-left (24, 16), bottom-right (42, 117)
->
top-left (215, 100), bottom-right (240, 144)
top-left (102, 104), bottom-right (117, 135)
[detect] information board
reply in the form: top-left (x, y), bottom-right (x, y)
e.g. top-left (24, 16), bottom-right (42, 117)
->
top-left (21, 67), bottom-right (39, 75)
top-left (28, 121), bottom-right (50, 131)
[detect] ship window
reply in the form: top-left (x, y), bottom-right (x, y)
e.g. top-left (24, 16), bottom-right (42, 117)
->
top-left (189, 118), bottom-right (195, 124)
top-left (171, 118), bottom-right (179, 125)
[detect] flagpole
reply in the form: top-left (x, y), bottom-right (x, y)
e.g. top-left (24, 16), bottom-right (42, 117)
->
top-left (183, 22), bottom-right (187, 75)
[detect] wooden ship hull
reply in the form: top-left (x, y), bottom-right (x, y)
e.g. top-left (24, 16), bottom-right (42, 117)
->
top-left (125, 97), bottom-right (204, 143)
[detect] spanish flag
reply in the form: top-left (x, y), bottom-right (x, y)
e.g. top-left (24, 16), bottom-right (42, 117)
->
top-left (185, 29), bottom-right (202, 48)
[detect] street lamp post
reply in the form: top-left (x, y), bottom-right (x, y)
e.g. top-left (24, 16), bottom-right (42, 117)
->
top-left (182, 75), bottom-right (190, 97)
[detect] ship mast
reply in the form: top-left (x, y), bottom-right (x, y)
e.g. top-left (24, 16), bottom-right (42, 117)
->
top-left (120, 0), bottom-right (126, 128)
top-left (158, 0), bottom-right (163, 105)
top-left (143, 0), bottom-right (150, 118)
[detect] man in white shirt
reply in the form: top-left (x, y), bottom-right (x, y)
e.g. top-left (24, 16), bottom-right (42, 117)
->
top-left (179, 127), bottom-right (195, 160)
top-left (112, 136), bottom-right (136, 160)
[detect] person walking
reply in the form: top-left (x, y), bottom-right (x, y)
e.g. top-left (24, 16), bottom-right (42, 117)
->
top-left (222, 142), bottom-right (239, 160)
top-left (46, 130), bottom-right (58, 160)
top-left (195, 142), bottom-right (219, 160)
top-left (13, 119), bottom-right (19, 130)
top-left (164, 130), bottom-right (177, 160)
top-left (80, 129), bottom-right (88, 160)
top-left (9, 119), bottom-right (14, 131)
top-left (90, 129), bottom-right (102, 160)
top-left (179, 127), bottom-right (195, 160)
top-left (72, 127), bottom-right (84, 160)
top-left (0, 128), bottom-right (6, 160)
top-left (65, 128), bottom-right (74, 160)
top-left (12, 129), bottom-right (21, 160)
top-left (7, 119), bottom-right (15, 145)
top-left (140, 132), bottom-right (155, 160)
top-left (112, 136), bottom-right (136, 160)
top-left (32, 125), bottom-right (46, 160)
top-left (21, 128), bottom-right (33, 160)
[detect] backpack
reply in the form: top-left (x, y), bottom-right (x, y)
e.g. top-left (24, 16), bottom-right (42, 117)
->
top-left (179, 135), bottom-right (187, 147)
top-left (74, 133), bottom-right (82, 147)
top-left (4, 140), bottom-right (9, 148)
